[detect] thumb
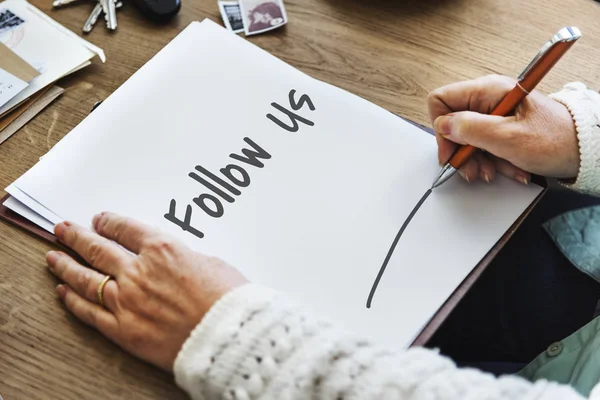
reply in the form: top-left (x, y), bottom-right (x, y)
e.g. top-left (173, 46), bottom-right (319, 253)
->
top-left (434, 111), bottom-right (514, 154)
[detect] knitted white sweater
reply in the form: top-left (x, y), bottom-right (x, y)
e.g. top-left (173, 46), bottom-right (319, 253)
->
top-left (174, 84), bottom-right (600, 400)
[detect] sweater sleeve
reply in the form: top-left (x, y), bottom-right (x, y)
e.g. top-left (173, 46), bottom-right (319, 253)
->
top-left (549, 83), bottom-right (600, 196)
top-left (174, 284), bottom-right (585, 400)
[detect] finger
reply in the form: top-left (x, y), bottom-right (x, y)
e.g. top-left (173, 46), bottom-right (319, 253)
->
top-left (427, 75), bottom-right (516, 124)
top-left (459, 158), bottom-right (479, 183)
top-left (433, 111), bottom-right (517, 159)
top-left (57, 284), bottom-right (119, 339)
top-left (93, 212), bottom-right (159, 254)
top-left (489, 155), bottom-right (531, 185)
top-left (47, 251), bottom-right (118, 310)
top-left (435, 131), bottom-right (458, 165)
top-left (475, 153), bottom-right (496, 183)
top-left (54, 221), bottom-right (131, 276)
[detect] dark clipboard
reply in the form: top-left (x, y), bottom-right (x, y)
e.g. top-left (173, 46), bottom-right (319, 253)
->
top-left (0, 116), bottom-right (547, 347)
top-left (402, 117), bottom-right (547, 346)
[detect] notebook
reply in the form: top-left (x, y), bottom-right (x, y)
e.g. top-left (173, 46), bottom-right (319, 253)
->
top-left (0, 19), bottom-right (545, 348)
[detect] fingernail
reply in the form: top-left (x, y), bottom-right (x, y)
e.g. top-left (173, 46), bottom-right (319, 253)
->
top-left (484, 173), bottom-right (491, 184)
top-left (46, 251), bottom-right (60, 266)
top-left (516, 174), bottom-right (529, 185)
top-left (464, 173), bottom-right (471, 183)
top-left (54, 221), bottom-right (71, 241)
top-left (92, 214), bottom-right (101, 230)
top-left (56, 284), bottom-right (67, 299)
top-left (434, 115), bottom-right (453, 135)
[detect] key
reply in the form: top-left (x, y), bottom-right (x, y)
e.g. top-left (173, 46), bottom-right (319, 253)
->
top-left (99, 0), bottom-right (109, 21)
top-left (83, 1), bottom-right (122, 34)
top-left (104, 0), bottom-right (118, 30)
top-left (52, 0), bottom-right (81, 7)
top-left (99, 0), bottom-right (110, 27)
top-left (82, 2), bottom-right (103, 33)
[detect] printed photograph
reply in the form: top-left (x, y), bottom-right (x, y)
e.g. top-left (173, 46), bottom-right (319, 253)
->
top-left (239, 0), bottom-right (287, 35)
top-left (219, 1), bottom-right (244, 33)
top-left (0, 9), bottom-right (25, 35)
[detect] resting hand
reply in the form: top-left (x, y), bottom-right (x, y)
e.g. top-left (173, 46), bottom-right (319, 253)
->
top-left (46, 213), bottom-right (247, 372)
top-left (428, 74), bottom-right (580, 184)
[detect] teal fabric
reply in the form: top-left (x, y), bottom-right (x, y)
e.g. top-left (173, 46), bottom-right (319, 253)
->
top-left (517, 316), bottom-right (600, 397)
top-left (543, 206), bottom-right (600, 282)
top-left (516, 206), bottom-right (600, 396)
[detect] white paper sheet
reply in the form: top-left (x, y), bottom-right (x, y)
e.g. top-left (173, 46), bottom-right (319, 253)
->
top-left (0, 66), bottom-right (27, 107)
top-left (9, 20), bottom-right (543, 348)
top-left (6, 184), bottom-right (63, 224)
top-left (0, 0), bottom-right (103, 115)
top-left (3, 196), bottom-right (54, 232)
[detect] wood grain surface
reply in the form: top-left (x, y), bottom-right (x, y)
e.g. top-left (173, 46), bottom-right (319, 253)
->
top-left (1, 0), bottom-right (600, 398)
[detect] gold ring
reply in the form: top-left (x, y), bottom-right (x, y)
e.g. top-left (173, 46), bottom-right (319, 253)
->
top-left (97, 275), bottom-right (112, 308)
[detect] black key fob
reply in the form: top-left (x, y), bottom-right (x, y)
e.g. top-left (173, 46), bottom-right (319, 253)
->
top-left (131, 0), bottom-right (181, 22)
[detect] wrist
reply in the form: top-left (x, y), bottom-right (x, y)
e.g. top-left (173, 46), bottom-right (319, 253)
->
top-left (173, 284), bottom-right (279, 394)
top-left (551, 99), bottom-right (580, 179)
top-left (549, 82), bottom-right (600, 193)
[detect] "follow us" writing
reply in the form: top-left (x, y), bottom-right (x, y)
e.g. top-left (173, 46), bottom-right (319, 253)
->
top-left (164, 89), bottom-right (316, 240)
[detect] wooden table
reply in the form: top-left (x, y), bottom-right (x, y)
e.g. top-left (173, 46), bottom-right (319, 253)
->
top-left (1, 0), bottom-right (599, 398)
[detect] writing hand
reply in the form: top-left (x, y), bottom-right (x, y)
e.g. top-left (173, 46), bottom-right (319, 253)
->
top-left (46, 213), bottom-right (247, 371)
top-left (428, 75), bottom-right (580, 184)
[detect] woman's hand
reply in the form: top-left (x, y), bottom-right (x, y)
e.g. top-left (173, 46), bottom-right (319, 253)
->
top-left (46, 213), bottom-right (248, 372)
top-left (428, 74), bottom-right (580, 184)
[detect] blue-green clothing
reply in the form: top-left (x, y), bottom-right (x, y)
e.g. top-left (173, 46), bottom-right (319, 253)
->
top-left (517, 206), bottom-right (600, 396)
top-left (517, 316), bottom-right (600, 396)
top-left (544, 206), bottom-right (600, 283)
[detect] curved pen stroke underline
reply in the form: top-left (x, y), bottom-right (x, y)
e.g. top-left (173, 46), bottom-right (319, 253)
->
top-left (366, 188), bottom-right (433, 308)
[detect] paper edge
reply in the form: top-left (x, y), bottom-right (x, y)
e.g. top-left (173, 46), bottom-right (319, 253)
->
top-left (3, 196), bottom-right (55, 232)
top-left (0, 85), bottom-right (64, 145)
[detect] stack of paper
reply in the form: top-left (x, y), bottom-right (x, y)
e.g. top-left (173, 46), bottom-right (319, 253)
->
top-left (0, 42), bottom-right (38, 108)
top-left (0, 0), bottom-right (104, 144)
top-left (2, 20), bottom-right (543, 347)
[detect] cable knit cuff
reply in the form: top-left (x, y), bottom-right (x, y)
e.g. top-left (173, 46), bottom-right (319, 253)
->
top-left (171, 285), bottom-right (587, 399)
top-left (173, 283), bottom-right (279, 399)
top-left (549, 82), bottom-right (600, 195)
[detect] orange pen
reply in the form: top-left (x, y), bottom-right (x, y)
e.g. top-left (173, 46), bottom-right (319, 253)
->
top-left (431, 26), bottom-right (582, 189)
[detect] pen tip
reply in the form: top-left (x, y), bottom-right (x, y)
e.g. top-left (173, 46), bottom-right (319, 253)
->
top-left (432, 164), bottom-right (457, 189)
